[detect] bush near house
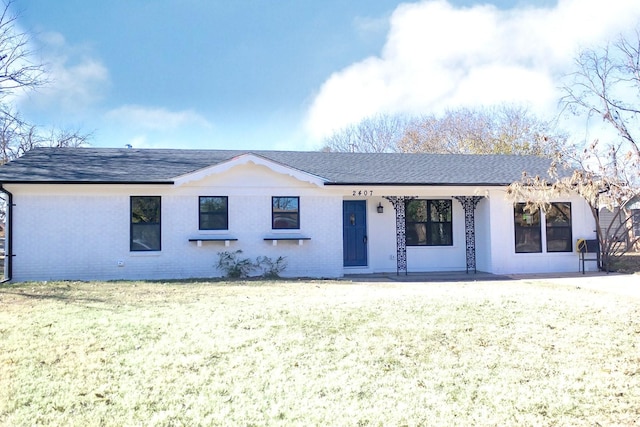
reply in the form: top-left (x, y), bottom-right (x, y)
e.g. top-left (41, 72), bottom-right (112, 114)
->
top-left (216, 250), bottom-right (287, 279)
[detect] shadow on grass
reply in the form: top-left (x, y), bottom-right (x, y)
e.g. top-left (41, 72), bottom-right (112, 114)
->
top-left (0, 283), bottom-right (118, 308)
top-left (0, 291), bottom-right (115, 305)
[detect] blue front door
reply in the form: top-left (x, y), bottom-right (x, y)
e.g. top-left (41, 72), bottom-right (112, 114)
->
top-left (343, 201), bottom-right (368, 267)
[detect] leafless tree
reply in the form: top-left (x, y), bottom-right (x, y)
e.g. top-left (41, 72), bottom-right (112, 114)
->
top-left (539, 28), bottom-right (640, 264)
top-left (0, 1), bottom-right (90, 165)
top-left (562, 29), bottom-right (640, 160)
top-left (507, 139), bottom-right (639, 270)
top-left (0, 109), bottom-right (90, 164)
top-left (398, 106), bottom-right (565, 156)
top-left (0, 0), bottom-right (45, 109)
top-left (321, 106), bottom-right (565, 156)
top-left (321, 114), bottom-right (408, 153)
top-left (44, 127), bottom-right (92, 149)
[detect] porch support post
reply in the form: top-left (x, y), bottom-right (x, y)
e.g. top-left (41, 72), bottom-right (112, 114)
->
top-left (383, 196), bottom-right (414, 275)
top-left (453, 196), bottom-right (484, 274)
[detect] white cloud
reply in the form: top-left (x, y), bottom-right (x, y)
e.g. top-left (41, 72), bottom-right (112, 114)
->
top-left (305, 0), bottom-right (640, 140)
top-left (23, 31), bottom-right (110, 112)
top-left (353, 15), bottom-right (389, 40)
top-left (105, 105), bottom-right (212, 131)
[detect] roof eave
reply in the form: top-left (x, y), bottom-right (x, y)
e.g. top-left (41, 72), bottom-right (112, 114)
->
top-left (323, 182), bottom-right (512, 187)
top-left (0, 180), bottom-right (175, 185)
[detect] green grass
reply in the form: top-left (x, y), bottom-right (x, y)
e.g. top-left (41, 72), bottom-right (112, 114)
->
top-left (1, 279), bottom-right (639, 426)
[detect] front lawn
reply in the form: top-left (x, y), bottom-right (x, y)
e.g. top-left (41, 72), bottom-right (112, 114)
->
top-left (0, 279), bottom-right (639, 426)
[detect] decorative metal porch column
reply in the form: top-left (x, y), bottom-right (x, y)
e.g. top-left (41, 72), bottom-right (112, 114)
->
top-left (383, 196), bottom-right (415, 275)
top-left (453, 196), bottom-right (484, 273)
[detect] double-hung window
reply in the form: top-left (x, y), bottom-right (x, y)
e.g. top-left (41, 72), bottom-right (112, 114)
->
top-left (405, 199), bottom-right (453, 246)
top-left (199, 196), bottom-right (228, 230)
top-left (130, 196), bottom-right (161, 251)
top-left (272, 197), bottom-right (299, 229)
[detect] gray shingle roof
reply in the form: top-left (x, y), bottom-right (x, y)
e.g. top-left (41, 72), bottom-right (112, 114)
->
top-left (0, 147), bottom-right (556, 186)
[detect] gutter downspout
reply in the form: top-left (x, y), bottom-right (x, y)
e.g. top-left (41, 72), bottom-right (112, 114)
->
top-left (0, 184), bottom-right (12, 282)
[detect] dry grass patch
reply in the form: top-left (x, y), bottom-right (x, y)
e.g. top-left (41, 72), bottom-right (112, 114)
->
top-left (0, 279), bottom-right (639, 426)
top-left (612, 252), bottom-right (640, 273)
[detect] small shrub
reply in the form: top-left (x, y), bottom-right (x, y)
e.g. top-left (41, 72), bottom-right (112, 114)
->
top-left (216, 250), bottom-right (255, 278)
top-left (256, 255), bottom-right (288, 279)
top-left (216, 251), bottom-right (288, 279)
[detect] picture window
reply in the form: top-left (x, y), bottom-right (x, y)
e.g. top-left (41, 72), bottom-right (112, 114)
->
top-left (405, 199), bottom-right (453, 246)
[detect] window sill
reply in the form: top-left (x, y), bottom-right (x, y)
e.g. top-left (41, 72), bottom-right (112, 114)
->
top-left (129, 251), bottom-right (162, 257)
top-left (514, 251), bottom-right (576, 256)
top-left (263, 234), bottom-right (311, 246)
top-left (189, 236), bottom-right (238, 247)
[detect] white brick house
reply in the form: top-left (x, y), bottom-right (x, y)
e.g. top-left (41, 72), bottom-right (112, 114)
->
top-left (0, 147), bottom-right (598, 281)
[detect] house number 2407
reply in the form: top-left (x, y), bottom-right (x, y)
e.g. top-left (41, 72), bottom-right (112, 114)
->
top-left (352, 190), bottom-right (373, 196)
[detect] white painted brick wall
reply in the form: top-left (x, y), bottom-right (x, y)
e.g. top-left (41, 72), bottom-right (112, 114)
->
top-left (8, 164), bottom-right (344, 281)
top-left (5, 165), bottom-right (597, 281)
top-left (486, 190), bottom-right (598, 274)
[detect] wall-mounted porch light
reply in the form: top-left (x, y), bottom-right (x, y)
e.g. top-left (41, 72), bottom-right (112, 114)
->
top-left (377, 202), bottom-right (384, 213)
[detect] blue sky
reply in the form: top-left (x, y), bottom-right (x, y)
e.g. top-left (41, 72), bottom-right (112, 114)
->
top-left (12, 0), bottom-right (640, 151)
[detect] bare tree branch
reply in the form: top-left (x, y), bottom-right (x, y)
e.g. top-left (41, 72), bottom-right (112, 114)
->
top-left (0, 1), bottom-right (46, 103)
top-left (322, 106), bottom-right (566, 156)
top-left (508, 139), bottom-right (640, 271)
top-left (398, 105), bottom-right (565, 156)
top-left (0, 1), bottom-right (91, 166)
top-left (321, 113), bottom-right (407, 153)
top-left (562, 31), bottom-right (640, 159)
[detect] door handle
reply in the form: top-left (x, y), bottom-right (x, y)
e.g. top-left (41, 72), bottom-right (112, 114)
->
top-left (363, 236), bottom-right (368, 244)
